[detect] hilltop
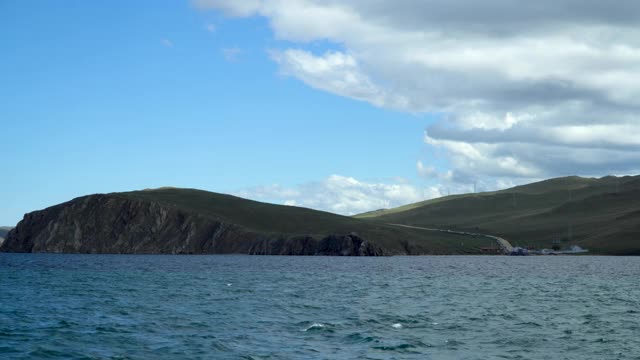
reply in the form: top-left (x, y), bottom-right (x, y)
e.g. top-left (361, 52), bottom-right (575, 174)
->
top-left (0, 188), bottom-right (492, 255)
top-left (356, 175), bottom-right (640, 255)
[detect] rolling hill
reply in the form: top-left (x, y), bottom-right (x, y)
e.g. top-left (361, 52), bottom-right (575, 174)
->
top-left (0, 188), bottom-right (493, 255)
top-left (356, 175), bottom-right (640, 255)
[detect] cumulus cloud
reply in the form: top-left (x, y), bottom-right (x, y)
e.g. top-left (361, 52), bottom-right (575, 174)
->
top-left (196, 0), bottom-right (640, 185)
top-left (271, 49), bottom-right (408, 108)
top-left (235, 175), bottom-right (442, 215)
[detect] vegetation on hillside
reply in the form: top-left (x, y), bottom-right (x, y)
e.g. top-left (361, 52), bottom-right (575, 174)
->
top-left (356, 176), bottom-right (640, 255)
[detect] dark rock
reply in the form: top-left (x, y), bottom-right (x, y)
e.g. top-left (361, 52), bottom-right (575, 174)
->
top-left (246, 233), bottom-right (386, 256)
top-left (317, 233), bottom-right (385, 256)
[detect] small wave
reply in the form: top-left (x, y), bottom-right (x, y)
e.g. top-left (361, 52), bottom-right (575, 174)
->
top-left (517, 321), bottom-right (543, 327)
top-left (391, 323), bottom-right (403, 329)
top-left (345, 332), bottom-right (376, 344)
top-left (444, 339), bottom-right (465, 347)
top-left (57, 320), bottom-right (76, 328)
top-left (303, 323), bottom-right (326, 332)
top-left (372, 343), bottom-right (416, 351)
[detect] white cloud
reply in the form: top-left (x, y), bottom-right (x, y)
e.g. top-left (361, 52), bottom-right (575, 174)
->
top-left (416, 161), bottom-right (437, 178)
top-left (197, 0), bottom-right (640, 186)
top-left (235, 175), bottom-right (442, 215)
top-left (271, 49), bottom-right (407, 108)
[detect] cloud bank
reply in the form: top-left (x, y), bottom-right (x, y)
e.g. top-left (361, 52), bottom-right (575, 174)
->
top-left (194, 0), bottom-right (640, 212)
top-left (196, 0), bottom-right (640, 181)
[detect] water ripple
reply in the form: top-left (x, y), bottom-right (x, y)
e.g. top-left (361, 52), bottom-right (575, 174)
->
top-left (1, 254), bottom-right (640, 359)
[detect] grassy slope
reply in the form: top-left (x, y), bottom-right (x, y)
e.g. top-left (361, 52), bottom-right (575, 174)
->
top-left (356, 176), bottom-right (640, 255)
top-left (115, 188), bottom-right (494, 254)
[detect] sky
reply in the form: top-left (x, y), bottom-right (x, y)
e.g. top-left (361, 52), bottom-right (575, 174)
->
top-left (2, 0), bottom-right (640, 225)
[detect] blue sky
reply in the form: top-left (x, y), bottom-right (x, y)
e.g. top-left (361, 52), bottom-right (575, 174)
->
top-left (4, 1), bottom-right (640, 225)
top-left (0, 1), bottom-right (444, 225)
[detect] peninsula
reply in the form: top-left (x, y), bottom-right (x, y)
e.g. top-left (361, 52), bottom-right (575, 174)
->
top-left (0, 188), bottom-right (486, 255)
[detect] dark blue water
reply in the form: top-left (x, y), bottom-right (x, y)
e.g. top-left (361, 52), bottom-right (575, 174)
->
top-left (1, 254), bottom-right (639, 359)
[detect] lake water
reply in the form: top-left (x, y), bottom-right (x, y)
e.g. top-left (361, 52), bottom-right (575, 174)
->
top-left (1, 254), bottom-right (639, 359)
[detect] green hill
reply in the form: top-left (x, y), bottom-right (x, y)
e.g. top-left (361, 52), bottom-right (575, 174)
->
top-left (356, 175), bottom-right (640, 255)
top-left (115, 188), bottom-right (493, 254)
top-left (1, 188), bottom-right (494, 255)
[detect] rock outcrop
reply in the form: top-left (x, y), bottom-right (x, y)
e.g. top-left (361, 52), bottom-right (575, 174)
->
top-left (247, 233), bottom-right (386, 256)
top-left (1, 194), bottom-right (386, 255)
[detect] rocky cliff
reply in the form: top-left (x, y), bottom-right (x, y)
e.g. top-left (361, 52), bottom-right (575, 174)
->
top-left (0, 194), bottom-right (386, 255)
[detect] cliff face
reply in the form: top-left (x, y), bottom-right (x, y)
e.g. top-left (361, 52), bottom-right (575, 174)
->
top-left (1, 195), bottom-right (385, 255)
